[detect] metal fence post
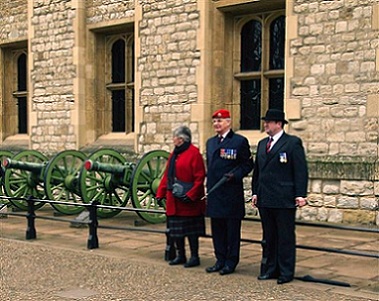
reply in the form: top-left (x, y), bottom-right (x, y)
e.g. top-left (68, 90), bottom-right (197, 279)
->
top-left (26, 196), bottom-right (37, 240)
top-left (87, 200), bottom-right (99, 249)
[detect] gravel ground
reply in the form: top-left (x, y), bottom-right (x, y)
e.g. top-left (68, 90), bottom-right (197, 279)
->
top-left (1, 239), bottom-right (377, 301)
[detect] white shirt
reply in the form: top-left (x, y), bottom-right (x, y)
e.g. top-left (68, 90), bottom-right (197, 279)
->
top-left (268, 130), bottom-right (284, 151)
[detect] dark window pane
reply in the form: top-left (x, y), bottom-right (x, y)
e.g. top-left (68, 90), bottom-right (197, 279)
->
top-left (17, 53), bottom-right (27, 91)
top-left (241, 20), bottom-right (262, 72)
top-left (17, 96), bottom-right (27, 134)
top-left (270, 16), bottom-right (285, 70)
top-left (112, 90), bottom-right (125, 132)
top-left (112, 39), bottom-right (125, 83)
top-left (240, 79), bottom-right (261, 130)
top-left (269, 77), bottom-right (284, 110)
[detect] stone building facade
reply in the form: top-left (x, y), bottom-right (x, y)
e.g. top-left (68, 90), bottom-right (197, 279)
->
top-left (0, 0), bottom-right (378, 225)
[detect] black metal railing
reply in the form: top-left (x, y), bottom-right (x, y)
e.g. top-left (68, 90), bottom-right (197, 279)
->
top-left (0, 195), bottom-right (378, 259)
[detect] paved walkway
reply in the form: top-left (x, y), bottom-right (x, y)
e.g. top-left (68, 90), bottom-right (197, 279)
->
top-left (0, 206), bottom-right (378, 300)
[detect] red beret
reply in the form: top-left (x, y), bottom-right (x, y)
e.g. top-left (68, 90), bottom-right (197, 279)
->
top-left (212, 109), bottom-right (230, 119)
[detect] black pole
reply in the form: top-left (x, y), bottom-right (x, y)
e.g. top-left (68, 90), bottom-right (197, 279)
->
top-left (87, 200), bottom-right (99, 249)
top-left (26, 196), bottom-right (36, 240)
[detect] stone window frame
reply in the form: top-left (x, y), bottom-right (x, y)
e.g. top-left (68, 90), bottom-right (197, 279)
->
top-left (105, 33), bottom-right (134, 135)
top-left (1, 46), bottom-right (28, 138)
top-left (232, 10), bottom-right (286, 133)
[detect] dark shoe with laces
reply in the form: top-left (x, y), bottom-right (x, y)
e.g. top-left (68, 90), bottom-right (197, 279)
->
top-left (169, 256), bottom-right (187, 265)
top-left (184, 256), bottom-right (200, 268)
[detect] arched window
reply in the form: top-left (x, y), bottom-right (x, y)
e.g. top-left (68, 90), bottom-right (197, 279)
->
top-left (237, 14), bottom-right (285, 131)
top-left (13, 52), bottom-right (28, 134)
top-left (106, 35), bottom-right (134, 133)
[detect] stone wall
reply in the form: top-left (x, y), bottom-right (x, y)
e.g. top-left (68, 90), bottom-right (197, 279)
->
top-left (287, 0), bottom-right (379, 225)
top-left (30, 0), bottom-right (77, 152)
top-left (86, 0), bottom-right (135, 24)
top-left (137, 0), bottom-right (201, 154)
top-left (0, 0), bottom-right (28, 42)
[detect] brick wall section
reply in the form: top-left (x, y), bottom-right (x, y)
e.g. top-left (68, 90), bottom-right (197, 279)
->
top-left (30, 0), bottom-right (77, 152)
top-left (137, 0), bottom-right (200, 154)
top-left (288, 0), bottom-right (379, 225)
top-left (0, 0), bottom-right (28, 41)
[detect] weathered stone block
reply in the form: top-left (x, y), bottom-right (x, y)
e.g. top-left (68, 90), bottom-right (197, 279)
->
top-left (343, 209), bottom-right (376, 225)
top-left (336, 196), bottom-right (359, 208)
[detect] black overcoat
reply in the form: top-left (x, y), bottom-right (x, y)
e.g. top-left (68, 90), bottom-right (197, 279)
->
top-left (252, 132), bottom-right (308, 208)
top-left (206, 130), bottom-right (253, 219)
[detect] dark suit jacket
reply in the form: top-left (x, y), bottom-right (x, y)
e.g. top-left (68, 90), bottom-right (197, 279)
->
top-left (252, 132), bottom-right (308, 208)
top-left (206, 130), bottom-right (254, 219)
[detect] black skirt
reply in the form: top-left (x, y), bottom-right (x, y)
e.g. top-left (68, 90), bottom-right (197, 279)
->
top-left (167, 216), bottom-right (206, 238)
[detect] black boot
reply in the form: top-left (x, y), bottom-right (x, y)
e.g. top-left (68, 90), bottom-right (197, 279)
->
top-left (184, 235), bottom-right (200, 268)
top-left (169, 237), bottom-right (186, 265)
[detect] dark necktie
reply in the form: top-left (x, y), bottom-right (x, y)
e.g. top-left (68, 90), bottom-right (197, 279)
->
top-left (266, 137), bottom-right (273, 153)
top-left (218, 135), bottom-right (223, 144)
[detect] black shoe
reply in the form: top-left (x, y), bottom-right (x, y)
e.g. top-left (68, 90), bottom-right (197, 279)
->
top-left (184, 256), bottom-right (200, 268)
top-left (257, 273), bottom-right (277, 280)
top-left (205, 264), bottom-right (223, 273)
top-left (169, 256), bottom-right (187, 265)
top-left (219, 266), bottom-right (235, 275)
top-left (277, 276), bottom-right (293, 284)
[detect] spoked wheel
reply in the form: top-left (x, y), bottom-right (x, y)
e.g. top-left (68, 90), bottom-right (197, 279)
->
top-left (3, 150), bottom-right (48, 210)
top-left (130, 150), bottom-right (169, 224)
top-left (0, 150), bottom-right (14, 199)
top-left (44, 150), bottom-right (87, 215)
top-left (79, 149), bottom-right (131, 218)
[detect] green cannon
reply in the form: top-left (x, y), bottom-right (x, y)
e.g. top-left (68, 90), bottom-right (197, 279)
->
top-left (1, 148), bottom-right (169, 224)
top-left (81, 149), bottom-right (169, 223)
top-left (2, 149), bottom-right (87, 213)
top-left (0, 150), bottom-right (14, 200)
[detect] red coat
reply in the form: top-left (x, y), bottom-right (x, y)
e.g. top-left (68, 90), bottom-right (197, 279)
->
top-left (156, 144), bottom-right (206, 217)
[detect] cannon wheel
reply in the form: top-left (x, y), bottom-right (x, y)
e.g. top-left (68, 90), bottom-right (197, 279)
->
top-left (3, 150), bottom-right (47, 210)
top-left (0, 150), bottom-right (14, 199)
top-left (79, 149), bottom-right (130, 218)
top-left (44, 150), bottom-right (87, 215)
top-left (130, 150), bottom-right (169, 224)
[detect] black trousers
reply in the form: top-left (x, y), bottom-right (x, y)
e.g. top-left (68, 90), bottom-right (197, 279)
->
top-left (258, 207), bottom-right (296, 278)
top-left (210, 217), bottom-right (242, 269)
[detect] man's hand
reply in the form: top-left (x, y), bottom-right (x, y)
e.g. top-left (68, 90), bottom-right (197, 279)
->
top-left (252, 195), bottom-right (258, 208)
top-left (295, 197), bottom-right (307, 207)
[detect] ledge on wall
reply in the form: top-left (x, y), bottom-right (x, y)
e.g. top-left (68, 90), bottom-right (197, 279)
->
top-left (1, 134), bottom-right (29, 151)
top-left (307, 155), bottom-right (378, 181)
top-left (80, 132), bottom-right (136, 156)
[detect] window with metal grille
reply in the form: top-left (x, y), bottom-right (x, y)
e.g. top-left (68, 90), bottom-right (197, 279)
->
top-left (236, 13), bottom-right (285, 130)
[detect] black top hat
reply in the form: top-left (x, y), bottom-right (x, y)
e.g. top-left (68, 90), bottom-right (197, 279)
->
top-left (261, 109), bottom-right (288, 124)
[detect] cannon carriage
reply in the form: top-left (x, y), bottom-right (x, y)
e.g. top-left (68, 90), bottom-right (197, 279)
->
top-left (1, 148), bottom-right (169, 223)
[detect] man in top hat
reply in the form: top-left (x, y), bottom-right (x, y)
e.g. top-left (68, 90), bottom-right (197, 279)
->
top-left (251, 109), bottom-right (308, 284)
top-left (205, 109), bottom-right (254, 275)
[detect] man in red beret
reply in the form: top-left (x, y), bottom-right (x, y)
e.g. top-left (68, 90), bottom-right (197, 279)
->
top-left (205, 109), bottom-right (254, 275)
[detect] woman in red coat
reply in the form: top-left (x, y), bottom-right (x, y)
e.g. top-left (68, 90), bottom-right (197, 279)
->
top-left (156, 126), bottom-right (206, 268)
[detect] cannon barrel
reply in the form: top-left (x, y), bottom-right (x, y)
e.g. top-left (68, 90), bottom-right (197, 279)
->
top-left (3, 158), bottom-right (46, 174)
top-left (84, 160), bottom-right (134, 174)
